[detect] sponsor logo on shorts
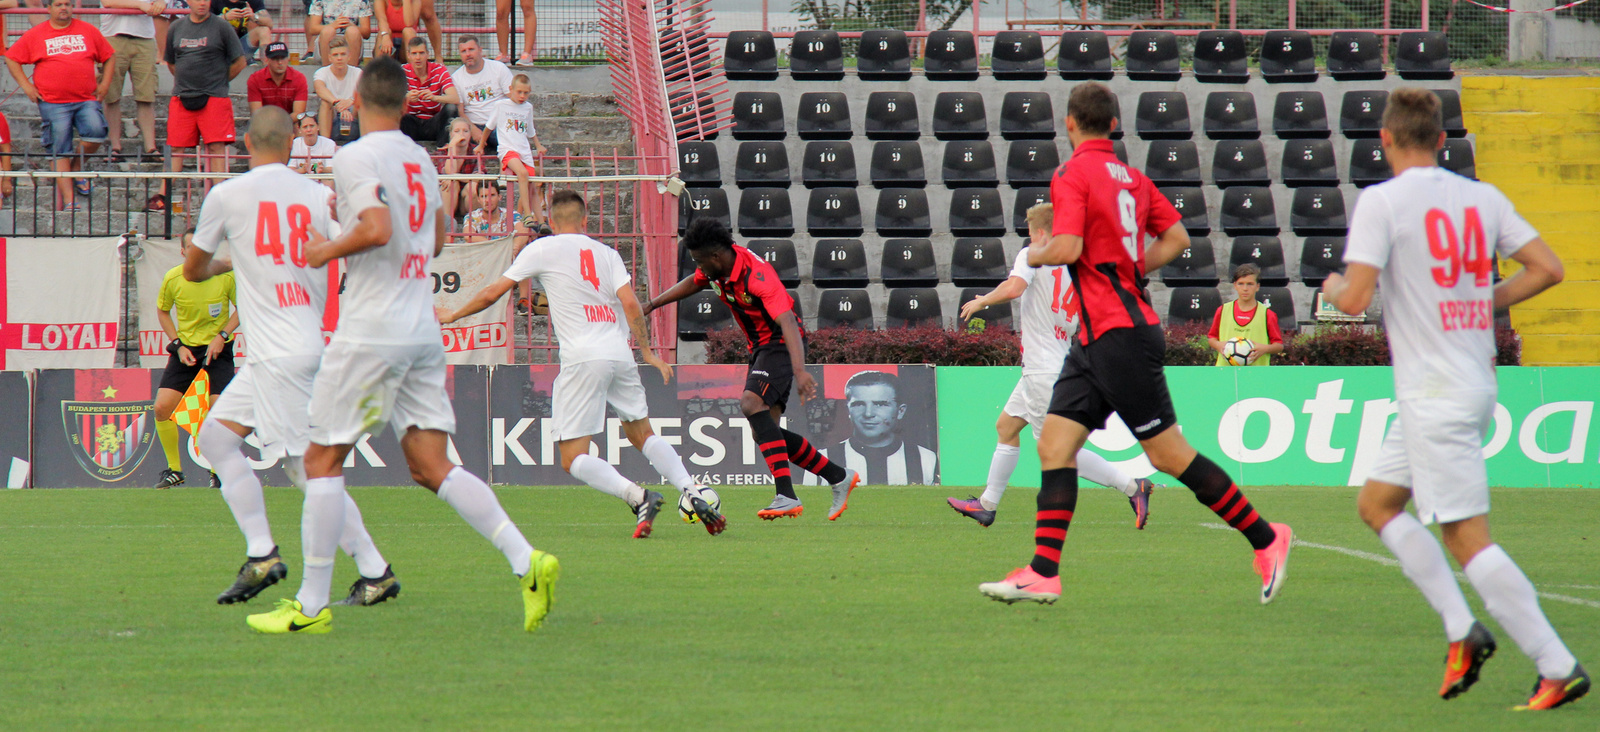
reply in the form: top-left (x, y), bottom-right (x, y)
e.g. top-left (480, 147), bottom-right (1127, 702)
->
top-left (751, 370), bottom-right (768, 377)
top-left (1134, 418), bottom-right (1162, 433)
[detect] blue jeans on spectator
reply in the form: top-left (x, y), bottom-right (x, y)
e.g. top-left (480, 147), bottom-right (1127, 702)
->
top-left (39, 101), bottom-right (109, 156)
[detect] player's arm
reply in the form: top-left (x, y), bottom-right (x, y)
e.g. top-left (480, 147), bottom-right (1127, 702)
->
top-left (776, 310), bottom-right (816, 402)
top-left (205, 308), bottom-right (239, 363)
top-left (434, 204), bottom-right (446, 257)
top-left (1206, 308), bottom-right (1225, 354)
top-left (1322, 263), bottom-right (1379, 316)
top-left (437, 276), bottom-right (516, 325)
top-left (182, 227), bottom-right (234, 281)
top-left (306, 207), bottom-right (390, 267)
top-left (1494, 237), bottom-right (1564, 311)
top-left (1142, 222), bottom-right (1191, 272)
top-left (959, 276), bottom-right (1026, 320)
top-left (618, 283), bottom-right (672, 383)
top-left (640, 274), bottom-right (707, 317)
top-left (1029, 234), bottom-right (1081, 267)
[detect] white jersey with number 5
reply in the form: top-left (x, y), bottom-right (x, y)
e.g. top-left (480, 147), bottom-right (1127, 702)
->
top-left (502, 233), bottom-right (634, 365)
top-left (1344, 166), bottom-right (1538, 399)
top-left (330, 130), bottom-right (442, 345)
top-left (191, 163), bottom-right (334, 361)
top-left (1011, 246), bottom-right (1079, 376)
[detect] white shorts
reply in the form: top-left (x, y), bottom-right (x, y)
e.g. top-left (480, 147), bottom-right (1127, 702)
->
top-left (1002, 372), bottom-right (1055, 440)
top-left (309, 340), bottom-right (455, 446)
top-left (551, 359), bottom-right (649, 441)
top-left (207, 355), bottom-right (320, 461)
top-left (1367, 391), bottom-right (1495, 525)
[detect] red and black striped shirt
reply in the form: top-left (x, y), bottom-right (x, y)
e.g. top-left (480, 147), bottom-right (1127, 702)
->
top-left (692, 245), bottom-right (797, 350)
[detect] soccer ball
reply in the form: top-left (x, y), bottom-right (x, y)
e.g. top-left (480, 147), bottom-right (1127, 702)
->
top-left (1222, 336), bottom-right (1255, 366)
top-left (678, 486), bottom-right (722, 523)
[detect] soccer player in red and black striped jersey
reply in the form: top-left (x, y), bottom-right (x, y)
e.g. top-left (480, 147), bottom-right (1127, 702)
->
top-left (979, 82), bottom-right (1294, 606)
top-left (644, 219), bottom-right (861, 520)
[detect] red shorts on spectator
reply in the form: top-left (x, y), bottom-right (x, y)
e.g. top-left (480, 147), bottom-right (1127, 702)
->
top-left (167, 97), bottom-right (237, 148)
top-left (500, 150), bottom-right (524, 172)
top-left (0, 111), bottom-right (11, 145)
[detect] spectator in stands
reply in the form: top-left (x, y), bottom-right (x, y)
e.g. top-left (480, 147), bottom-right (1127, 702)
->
top-left (149, 0), bottom-right (244, 212)
top-left (153, 0), bottom-right (190, 63)
top-left (246, 41), bottom-right (306, 115)
top-left (372, 0), bottom-right (411, 60)
top-left (452, 34), bottom-right (511, 149)
top-left (462, 179), bottom-right (508, 242)
top-left (289, 110), bottom-right (335, 175)
top-left (0, 110), bottom-right (12, 204)
top-left (3, 0), bottom-right (115, 211)
top-left (400, 36), bottom-right (457, 145)
top-left (100, 0), bottom-right (164, 162)
top-left (305, 0), bottom-right (370, 67)
top-left (1207, 263), bottom-right (1285, 366)
top-left (494, 0), bottom-right (535, 66)
top-left (439, 116), bottom-right (481, 222)
top-left (213, 0), bottom-right (270, 63)
top-left (476, 72), bottom-right (545, 226)
top-left (312, 35), bottom-right (359, 141)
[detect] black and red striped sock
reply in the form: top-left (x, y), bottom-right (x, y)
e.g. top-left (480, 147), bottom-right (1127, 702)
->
top-left (1179, 453), bottom-right (1276, 550)
top-left (1028, 467), bottom-right (1078, 578)
top-left (783, 429), bottom-right (847, 485)
top-left (747, 411), bottom-right (796, 499)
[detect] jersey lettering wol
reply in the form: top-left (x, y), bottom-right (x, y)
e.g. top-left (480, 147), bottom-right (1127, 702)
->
top-left (692, 245), bottom-right (797, 350)
top-left (1010, 246), bottom-right (1078, 375)
top-left (501, 233), bottom-right (635, 365)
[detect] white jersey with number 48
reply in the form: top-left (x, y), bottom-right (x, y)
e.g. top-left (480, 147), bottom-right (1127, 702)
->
top-left (1343, 166), bottom-right (1538, 400)
top-left (502, 233), bottom-right (634, 366)
top-left (1011, 246), bottom-right (1079, 376)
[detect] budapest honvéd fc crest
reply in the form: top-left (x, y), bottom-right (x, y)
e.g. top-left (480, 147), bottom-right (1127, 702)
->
top-left (62, 399), bottom-right (156, 482)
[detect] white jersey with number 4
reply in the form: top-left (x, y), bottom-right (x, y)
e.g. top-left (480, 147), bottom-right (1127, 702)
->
top-left (192, 163), bottom-right (334, 361)
top-left (1344, 166), bottom-right (1537, 400)
top-left (330, 130), bottom-right (442, 345)
top-left (1011, 246), bottom-right (1079, 375)
top-left (502, 233), bottom-right (634, 365)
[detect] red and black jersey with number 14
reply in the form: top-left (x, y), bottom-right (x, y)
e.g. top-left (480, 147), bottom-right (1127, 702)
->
top-left (692, 245), bottom-right (799, 351)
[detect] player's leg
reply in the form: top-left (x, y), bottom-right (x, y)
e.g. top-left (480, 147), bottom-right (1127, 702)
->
top-left (493, 0), bottom-right (513, 62)
top-left (1074, 447), bottom-right (1154, 529)
top-left (550, 361), bottom-right (655, 535)
top-left (737, 345), bottom-right (802, 519)
top-left (197, 362), bottom-right (285, 604)
top-left (152, 387), bottom-right (186, 484)
top-left (948, 407), bottom-right (1025, 526)
top-left (781, 425), bottom-right (858, 520)
top-left (613, 364), bottom-right (722, 533)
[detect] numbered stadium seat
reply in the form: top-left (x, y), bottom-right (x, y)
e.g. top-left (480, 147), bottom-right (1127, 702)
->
top-left (942, 141), bottom-right (999, 188)
top-left (1203, 92), bottom-right (1260, 140)
top-left (1000, 91), bottom-right (1055, 140)
top-left (870, 141), bottom-right (926, 188)
top-left (800, 141), bottom-right (857, 188)
top-left (1350, 139), bottom-right (1393, 188)
top-left (1211, 140), bottom-right (1270, 188)
top-left (874, 188), bottom-right (933, 237)
top-left (1111, 139), bottom-right (1129, 163)
top-left (1145, 141), bottom-right (1201, 187)
top-left (737, 187), bottom-right (794, 237)
top-left (1159, 237), bottom-right (1220, 286)
top-left (678, 187), bottom-right (729, 233)
top-left (1194, 30), bottom-right (1249, 84)
top-left (959, 288), bottom-right (1015, 330)
top-left (1058, 31), bottom-right (1114, 80)
top-left (796, 92), bottom-right (851, 140)
top-left (811, 238), bottom-right (869, 287)
top-left (734, 141), bottom-right (790, 188)
top-left (678, 244), bottom-right (697, 280)
top-left (1298, 236), bottom-right (1347, 287)
top-left (1230, 236), bottom-right (1289, 287)
top-left (933, 92), bottom-right (989, 140)
top-left (1438, 139), bottom-right (1476, 179)
top-left (1220, 187), bottom-right (1278, 235)
top-left (1273, 91), bottom-right (1330, 139)
top-left (1161, 186), bottom-right (1211, 235)
top-left (1435, 89), bottom-right (1468, 137)
top-left (817, 289), bottom-right (874, 329)
top-left (1136, 92), bottom-right (1192, 140)
top-left (789, 30), bottom-right (844, 80)
top-left (678, 290), bottom-right (732, 340)
top-left (806, 188), bottom-right (864, 236)
top-left (992, 31), bottom-right (1046, 80)
top-left (886, 288), bottom-right (944, 328)
top-left (677, 142), bottom-right (720, 186)
top-left (1260, 30), bottom-right (1317, 83)
top-left (1340, 90), bottom-right (1387, 139)
top-left (1257, 287), bottom-right (1297, 332)
top-left (951, 237), bottom-right (1009, 286)
top-left (865, 91), bottom-right (920, 140)
top-left (670, 89), bottom-right (718, 141)
top-left (858, 30), bottom-right (912, 81)
top-left (1005, 141), bottom-right (1059, 187)
top-left (1280, 139), bottom-right (1338, 187)
top-left (724, 31), bottom-right (778, 80)
top-left (1290, 187), bottom-right (1348, 235)
top-left (880, 238), bottom-right (939, 287)
top-left (1328, 31), bottom-right (1385, 81)
top-left (948, 189), bottom-right (1006, 236)
top-left (732, 91), bottom-right (785, 140)
top-left (925, 30), bottom-right (979, 81)
top-left (746, 239), bottom-right (801, 287)
top-left (1168, 287), bottom-right (1223, 324)
top-left (1398, 31), bottom-right (1453, 80)
top-left (1126, 31), bottom-right (1181, 81)
top-left (1011, 187), bottom-right (1050, 235)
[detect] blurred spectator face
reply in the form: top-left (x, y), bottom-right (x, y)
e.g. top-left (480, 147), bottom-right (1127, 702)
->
top-left (509, 79), bottom-right (530, 105)
top-left (407, 43), bottom-right (429, 69)
top-left (480, 182), bottom-right (500, 211)
top-left (298, 114), bottom-right (320, 140)
top-left (458, 39), bottom-right (481, 68)
top-left (267, 54), bottom-right (290, 77)
top-left (49, 0), bottom-right (73, 24)
top-left (189, 0), bottom-right (211, 19)
top-left (329, 45), bottom-right (349, 68)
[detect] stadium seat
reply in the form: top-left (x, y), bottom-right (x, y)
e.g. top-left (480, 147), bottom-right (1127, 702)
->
top-left (1168, 287), bottom-right (1223, 324)
top-left (1136, 92), bottom-right (1192, 140)
top-left (1159, 238), bottom-right (1220, 286)
top-left (746, 239), bottom-right (800, 287)
top-left (1230, 236), bottom-right (1289, 287)
top-left (797, 92), bottom-right (851, 140)
top-left (1058, 31), bottom-right (1114, 80)
top-left (1340, 90), bottom-right (1387, 139)
top-left (1397, 31), bottom-right (1453, 80)
top-left (1145, 141), bottom-right (1202, 187)
top-left (1126, 31), bottom-right (1181, 81)
top-left (670, 89), bottom-right (718, 140)
top-left (875, 188), bottom-right (933, 237)
top-left (992, 31), bottom-right (1047, 80)
top-left (677, 290), bottom-right (732, 340)
top-left (1350, 139), bottom-right (1393, 187)
top-left (817, 289), bottom-right (874, 329)
top-left (1257, 287), bottom-right (1297, 331)
top-left (865, 91), bottom-right (920, 140)
top-left (677, 142), bottom-right (720, 186)
top-left (1005, 141), bottom-right (1059, 187)
top-left (886, 288), bottom-right (943, 328)
top-left (678, 244), bottom-right (697, 280)
top-left (1203, 92), bottom-right (1260, 140)
top-left (806, 188), bottom-right (864, 236)
top-left (724, 31), bottom-right (778, 80)
top-left (1298, 236), bottom-right (1347, 287)
top-left (1438, 139), bottom-right (1476, 179)
top-left (1280, 139), bottom-right (1338, 187)
top-left (1211, 140), bottom-right (1270, 188)
top-left (869, 141), bottom-right (926, 188)
top-left (786, 288), bottom-right (802, 319)
top-left (951, 237), bottom-right (1009, 286)
top-left (1435, 89), bottom-right (1468, 137)
top-left (1011, 187), bottom-right (1050, 235)
top-left (789, 30), bottom-right (844, 81)
top-left (732, 91), bottom-right (785, 140)
top-left (678, 187), bottom-right (730, 233)
top-left (933, 92), bottom-right (988, 140)
top-left (734, 141), bottom-right (790, 188)
top-left (858, 30), bottom-right (912, 81)
top-left (1111, 139), bottom-right (1129, 163)
top-left (1194, 30), bottom-right (1249, 84)
top-left (948, 189), bottom-right (1006, 236)
top-left (942, 141), bottom-right (999, 188)
top-left (1220, 187), bottom-right (1278, 235)
top-left (958, 288), bottom-right (1015, 330)
top-left (1260, 30), bottom-right (1317, 83)
top-left (800, 141), bottom-right (857, 188)
top-left (1272, 91), bottom-right (1330, 139)
top-left (880, 238), bottom-right (939, 287)
top-left (925, 30), bottom-right (979, 81)
top-left (1161, 186), bottom-right (1210, 236)
top-left (737, 187), bottom-right (794, 237)
top-left (1000, 91), bottom-right (1055, 140)
top-left (1290, 187), bottom-right (1348, 235)
top-left (1328, 31), bottom-right (1385, 81)
top-left (811, 238), bottom-right (869, 287)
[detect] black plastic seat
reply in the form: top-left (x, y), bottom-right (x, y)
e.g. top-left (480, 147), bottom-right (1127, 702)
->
top-left (1058, 31), bottom-right (1113, 80)
top-left (1160, 238), bottom-right (1219, 286)
top-left (670, 89), bottom-right (717, 141)
top-left (737, 187), bottom-right (794, 237)
top-left (858, 30), bottom-right (912, 81)
top-left (958, 288), bottom-right (1015, 331)
top-left (1011, 187), bottom-right (1050, 235)
top-left (1161, 186), bottom-right (1210, 236)
top-left (881, 238), bottom-right (939, 286)
top-left (1398, 31), bottom-right (1452, 80)
top-left (797, 92), bottom-right (851, 140)
top-left (933, 92), bottom-right (988, 140)
top-left (1328, 31), bottom-right (1385, 81)
top-left (1298, 236), bottom-right (1347, 287)
top-left (1126, 31), bottom-right (1181, 81)
top-left (1280, 139), bottom-right (1338, 187)
top-left (925, 30), bottom-right (979, 81)
top-left (1257, 287), bottom-right (1296, 331)
top-left (806, 188), bottom-right (863, 236)
top-left (1435, 89), bottom-right (1467, 137)
top-left (1340, 91), bottom-right (1387, 139)
top-left (865, 91), bottom-right (920, 140)
top-left (1438, 139), bottom-right (1476, 179)
top-left (1203, 92), bottom-right (1259, 140)
top-left (817, 289), bottom-right (873, 329)
top-left (746, 239), bottom-right (800, 287)
top-left (789, 30), bottom-right (844, 80)
top-left (678, 142), bottom-right (720, 186)
top-left (1220, 187), bottom-right (1278, 235)
top-left (678, 187), bottom-right (729, 233)
top-left (1168, 287), bottom-right (1222, 324)
top-left (951, 238), bottom-right (1008, 286)
top-left (1230, 236), bottom-right (1289, 286)
top-left (678, 245), bottom-right (697, 280)
top-left (949, 189), bottom-right (1006, 236)
top-left (732, 91), bottom-right (785, 140)
top-left (1260, 30), bottom-right (1316, 83)
top-left (678, 290), bottom-right (732, 340)
top-left (942, 141), bottom-right (999, 188)
top-left (1194, 30), bottom-right (1249, 83)
top-left (1273, 92), bottom-right (1330, 139)
top-left (734, 141), bottom-right (790, 188)
top-left (1111, 139), bottom-right (1129, 163)
top-left (800, 141), bottom-right (856, 188)
top-left (886, 288), bottom-right (943, 328)
top-left (870, 141), bottom-right (926, 188)
top-left (1350, 139), bottom-right (1392, 188)
top-left (1136, 92), bottom-right (1192, 140)
top-left (875, 188), bottom-right (932, 237)
top-left (1006, 141), bottom-right (1059, 187)
top-left (1290, 187), bottom-right (1348, 235)
top-left (1212, 141), bottom-right (1270, 188)
top-left (724, 31), bottom-right (777, 80)
top-left (1000, 92), bottom-right (1055, 140)
top-left (811, 238), bottom-right (869, 287)
top-left (1145, 141), bottom-right (1201, 187)
top-left (992, 31), bottom-right (1046, 80)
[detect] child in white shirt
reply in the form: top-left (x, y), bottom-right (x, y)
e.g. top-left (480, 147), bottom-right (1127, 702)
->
top-left (476, 73), bottom-right (547, 227)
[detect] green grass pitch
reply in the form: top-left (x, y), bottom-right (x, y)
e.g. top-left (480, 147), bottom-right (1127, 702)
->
top-left (2, 484), bottom-right (1596, 730)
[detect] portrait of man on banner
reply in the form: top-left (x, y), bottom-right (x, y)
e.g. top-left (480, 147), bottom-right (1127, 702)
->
top-left (805, 366), bottom-right (939, 486)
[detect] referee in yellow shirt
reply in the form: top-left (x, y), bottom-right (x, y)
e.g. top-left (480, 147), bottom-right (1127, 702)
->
top-left (153, 230), bottom-right (239, 489)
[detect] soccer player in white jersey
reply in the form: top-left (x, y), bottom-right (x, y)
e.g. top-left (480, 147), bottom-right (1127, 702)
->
top-left (246, 57), bottom-right (558, 635)
top-left (186, 107), bottom-right (401, 609)
top-left (439, 190), bottom-right (726, 537)
top-left (947, 203), bottom-right (1156, 529)
top-left (1323, 88), bottom-right (1587, 710)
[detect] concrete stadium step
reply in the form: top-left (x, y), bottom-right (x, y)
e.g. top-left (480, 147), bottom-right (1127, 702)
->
top-left (1522, 335), bottom-right (1600, 365)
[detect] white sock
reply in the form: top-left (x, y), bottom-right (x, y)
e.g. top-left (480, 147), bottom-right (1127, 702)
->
top-left (979, 443), bottom-right (1020, 510)
top-left (1077, 448), bottom-right (1138, 498)
top-left (570, 453), bottom-right (645, 505)
top-left (198, 422), bottom-right (275, 558)
top-left (438, 467), bottom-right (533, 576)
top-left (1463, 544), bottom-right (1579, 679)
top-left (641, 435), bottom-right (696, 493)
top-left (295, 475), bottom-right (347, 616)
top-left (337, 494), bottom-right (390, 579)
top-left (1379, 513), bottom-right (1476, 642)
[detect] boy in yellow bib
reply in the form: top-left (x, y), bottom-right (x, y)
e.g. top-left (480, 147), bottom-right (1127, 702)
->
top-left (1207, 263), bottom-right (1284, 366)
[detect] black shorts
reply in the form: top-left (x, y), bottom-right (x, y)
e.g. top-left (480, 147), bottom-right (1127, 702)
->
top-left (744, 343), bottom-right (793, 412)
top-left (158, 340), bottom-right (235, 395)
top-left (1047, 325), bottom-right (1177, 442)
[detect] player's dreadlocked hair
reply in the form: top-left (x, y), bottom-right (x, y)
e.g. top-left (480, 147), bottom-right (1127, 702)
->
top-left (682, 217), bottom-right (735, 254)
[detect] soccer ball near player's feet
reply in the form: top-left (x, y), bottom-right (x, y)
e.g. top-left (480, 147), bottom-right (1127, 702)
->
top-left (678, 486), bottom-right (727, 534)
top-left (1222, 337), bottom-right (1255, 366)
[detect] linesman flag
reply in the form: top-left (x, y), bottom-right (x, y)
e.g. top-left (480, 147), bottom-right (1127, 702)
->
top-left (173, 369), bottom-right (211, 435)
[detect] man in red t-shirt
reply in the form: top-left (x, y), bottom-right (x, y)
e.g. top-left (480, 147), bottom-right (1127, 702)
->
top-left (3, 0), bottom-right (114, 211)
top-left (399, 36), bottom-right (457, 145)
top-left (1207, 263), bottom-right (1285, 365)
top-left (978, 82), bottom-right (1294, 607)
top-left (246, 42), bottom-right (307, 116)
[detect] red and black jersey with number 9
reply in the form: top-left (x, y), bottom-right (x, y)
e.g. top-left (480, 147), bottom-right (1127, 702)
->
top-left (692, 245), bottom-right (800, 351)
